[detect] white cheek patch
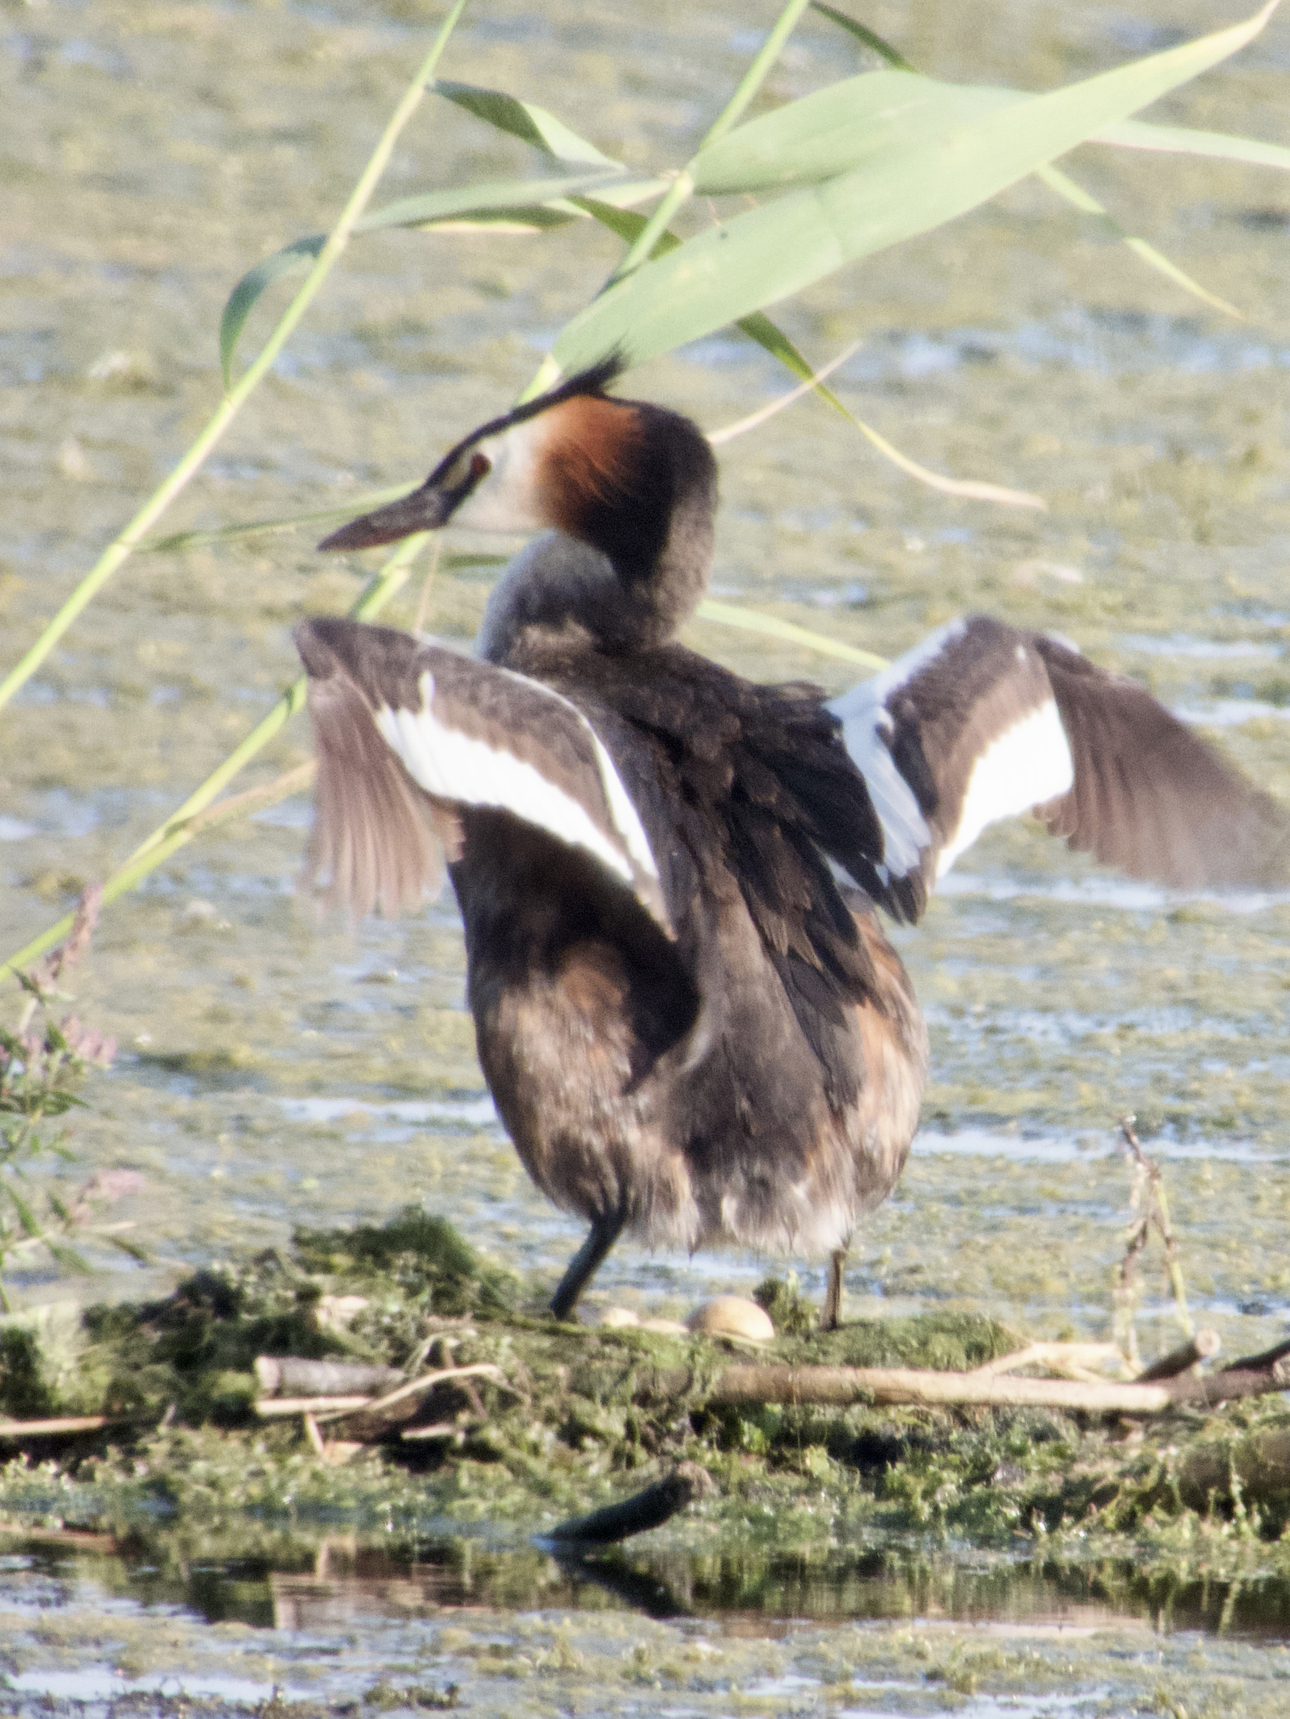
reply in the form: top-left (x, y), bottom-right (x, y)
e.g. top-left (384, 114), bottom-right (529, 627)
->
top-left (450, 417), bottom-right (549, 534)
top-left (372, 671), bottom-right (659, 899)
top-left (935, 697), bottom-right (1073, 879)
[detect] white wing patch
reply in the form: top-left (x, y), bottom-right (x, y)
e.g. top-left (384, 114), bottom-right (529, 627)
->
top-left (588, 730), bottom-right (657, 877)
top-left (935, 698), bottom-right (1073, 879)
top-left (373, 670), bottom-right (659, 893)
top-left (829, 695), bottom-right (929, 883)
top-left (828, 623), bottom-right (969, 880)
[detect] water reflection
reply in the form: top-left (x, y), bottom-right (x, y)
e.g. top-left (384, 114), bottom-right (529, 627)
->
top-left (9, 1534), bottom-right (1290, 1642)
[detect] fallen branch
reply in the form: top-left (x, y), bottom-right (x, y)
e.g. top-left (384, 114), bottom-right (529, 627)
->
top-left (0, 1415), bottom-right (128, 1439)
top-left (630, 1361), bottom-right (1288, 1415)
top-left (253, 1362), bottom-right (510, 1434)
top-left (707, 1365), bottom-right (1174, 1412)
top-left (1135, 1328), bottom-right (1221, 1382)
top-left (547, 1463), bottom-right (715, 1545)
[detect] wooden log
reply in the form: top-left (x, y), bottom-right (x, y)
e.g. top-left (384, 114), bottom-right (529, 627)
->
top-left (254, 1357), bottom-right (401, 1398)
top-left (548, 1463), bottom-right (715, 1545)
top-left (1135, 1328), bottom-right (1221, 1383)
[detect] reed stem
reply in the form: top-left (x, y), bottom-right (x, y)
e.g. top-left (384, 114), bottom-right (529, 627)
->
top-left (0, 0), bottom-right (469, 714)
top-left (603, 0), bottom-right (812, 288)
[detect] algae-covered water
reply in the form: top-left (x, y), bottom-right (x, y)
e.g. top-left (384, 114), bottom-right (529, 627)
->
top-left (5, 0), bottom-right (1290, 1709)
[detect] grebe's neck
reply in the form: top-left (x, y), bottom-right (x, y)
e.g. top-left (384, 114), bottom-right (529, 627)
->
top-left (475, 534), bottom-right (622, 664)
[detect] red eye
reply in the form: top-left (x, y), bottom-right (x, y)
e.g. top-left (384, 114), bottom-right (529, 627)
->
top-left (469, 452), bottom-right (490, 483)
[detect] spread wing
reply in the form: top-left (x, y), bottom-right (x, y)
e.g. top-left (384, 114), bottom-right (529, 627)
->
top-left (830, 615), bottom-right (1290, 919)
top-left (294, 617), bottom-right (669, 931)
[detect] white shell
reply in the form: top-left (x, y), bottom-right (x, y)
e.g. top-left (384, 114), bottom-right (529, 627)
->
top-left (686, 1296), bottom-right (775, 1342)
top-left (599, 1306), bottom-right (640, 1329)
top-left (599, 1306), bottom-right (688, 1336)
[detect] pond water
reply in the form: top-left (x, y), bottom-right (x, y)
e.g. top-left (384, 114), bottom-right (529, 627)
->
top-left (4, 0), bottom-right (1290, 1708)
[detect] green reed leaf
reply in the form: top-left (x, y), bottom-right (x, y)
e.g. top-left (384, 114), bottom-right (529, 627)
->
top-left (434, 78), bottom-right (622, 166)
top-left (219, 171), bottom-right (628, 387)
top-left (807, 14), bottom-right (1259, 320)
top-left (551, 5), bottom-right (1276, 376)
top-left (1097, 116), bottom-right (1290, 172)
top-left (808, 2), bottom-right (913, 70)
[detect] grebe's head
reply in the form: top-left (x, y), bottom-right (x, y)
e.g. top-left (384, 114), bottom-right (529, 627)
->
top-left (319, 359), bottom-right (715, 589)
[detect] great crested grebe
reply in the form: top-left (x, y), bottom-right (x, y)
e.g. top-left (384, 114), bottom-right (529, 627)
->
top-left (297, 361), bottom-right (1289, 1326)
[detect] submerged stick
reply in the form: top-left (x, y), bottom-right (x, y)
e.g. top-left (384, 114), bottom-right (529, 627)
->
top-left (548, 1463), bottom-right (715, 1545)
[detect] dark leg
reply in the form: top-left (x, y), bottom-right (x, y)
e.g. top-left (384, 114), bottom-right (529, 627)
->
top-left (822, 1248), bottom-right (847, 1330)
top-left (550, 1212), bottom-right (625, 1321)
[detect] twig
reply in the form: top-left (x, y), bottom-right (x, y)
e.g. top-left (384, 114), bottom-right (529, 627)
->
top-left (314, 1361), bottom-right (505, 1422)
top-left (972, 1342), bottom-right (1125, 1381)
top-left (254, 1395), bottom-right (375, 1418)
top-left (1120, 1114), bottom-right (1194, 1337)
top-left (547, 1463), bottom-right (715, 1545)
